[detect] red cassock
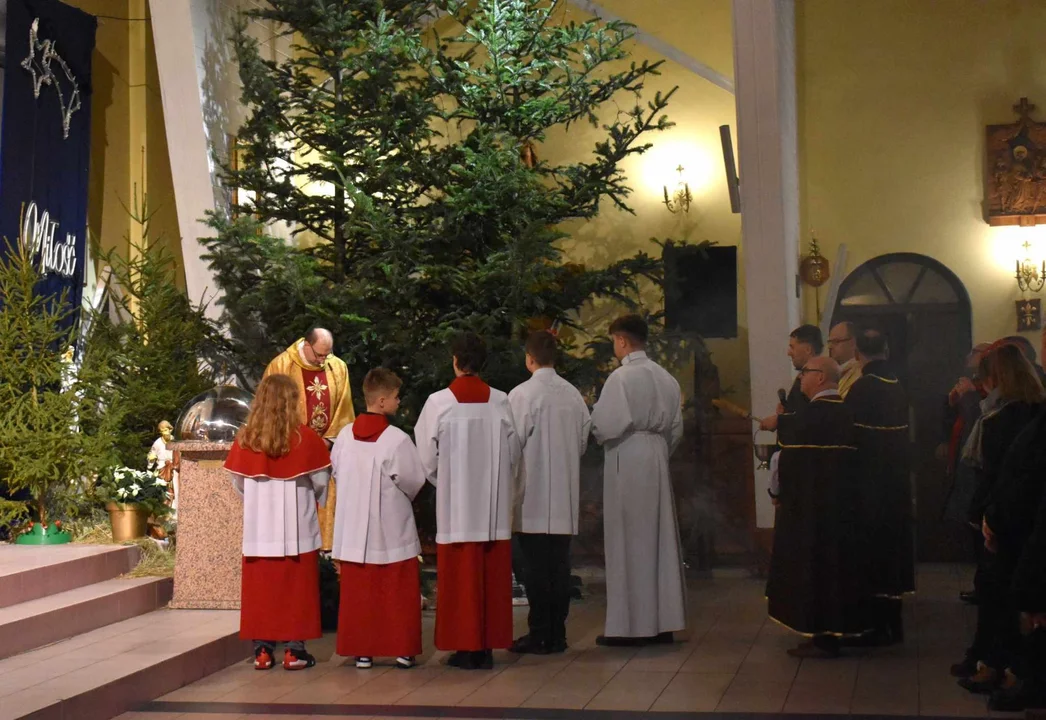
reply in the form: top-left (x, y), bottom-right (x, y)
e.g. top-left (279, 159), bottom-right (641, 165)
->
top-left (337, 557), bottom-right (422, 657)
top-left (226, 426), bottom-right (330, 643)
top-left (434, 539), bottom-right (513, 651)
top-left (240, 551), bottom-right (322, 641)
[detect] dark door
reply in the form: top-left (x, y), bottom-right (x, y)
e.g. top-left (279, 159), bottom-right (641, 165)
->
top-left (833, 254), bottom-right (973, 562)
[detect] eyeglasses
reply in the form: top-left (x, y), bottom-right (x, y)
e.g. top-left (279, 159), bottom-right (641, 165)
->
top-left (307, 344), bottom-right (330, 362)
top-left (798, 367), bottom-right (824, 376)
top-left (826, 337), bottom-right (852, 347)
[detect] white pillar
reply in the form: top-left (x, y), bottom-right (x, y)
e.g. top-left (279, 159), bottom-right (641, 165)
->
top-left (148, 0), bottom-right (222, 318)
top-left (732, 0), bottom-right (801, 528)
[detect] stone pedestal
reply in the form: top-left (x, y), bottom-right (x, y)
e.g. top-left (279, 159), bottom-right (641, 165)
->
top-left (169, 441), bottom-right (241, 609)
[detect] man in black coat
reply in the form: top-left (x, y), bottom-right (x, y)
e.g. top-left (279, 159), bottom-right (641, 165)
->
top-left (767, 355), bottom-right (869, 658)
top-left (760, 324), bottom-right (822, 432)
top-left (846, 329), bottom-right (914, 644)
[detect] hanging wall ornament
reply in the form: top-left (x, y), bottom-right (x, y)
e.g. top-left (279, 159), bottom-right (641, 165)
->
top-left (1017, 298), bottom-right (1042, 332)
top-left (799, 236), bottom-right (831, 288)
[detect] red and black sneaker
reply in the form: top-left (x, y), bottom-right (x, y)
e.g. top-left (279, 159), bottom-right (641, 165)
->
top-left (254, 646), bottom-right (274, 670)
top-left (283, 647), bottom-right (316, 671)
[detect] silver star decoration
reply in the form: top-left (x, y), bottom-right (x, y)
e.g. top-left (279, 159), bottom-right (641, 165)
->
top-left (19, 18), bottom-right (83, 139)
top-left (20, 19), bottom-right (52, 98)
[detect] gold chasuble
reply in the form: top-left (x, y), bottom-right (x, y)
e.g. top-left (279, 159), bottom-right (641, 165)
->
top-left (263, 340), bottom-right (355, 550)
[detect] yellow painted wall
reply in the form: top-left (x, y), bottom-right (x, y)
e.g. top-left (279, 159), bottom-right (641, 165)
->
top-left (797, 0), bottom-right (1046, 349)
top-left (64, 0), bottom-right (182, 284)
top-left (527, 0), bottom-right (747, 404)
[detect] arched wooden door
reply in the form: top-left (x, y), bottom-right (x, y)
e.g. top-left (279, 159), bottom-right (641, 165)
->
top-left (833, 253), bottom-right (973, 562)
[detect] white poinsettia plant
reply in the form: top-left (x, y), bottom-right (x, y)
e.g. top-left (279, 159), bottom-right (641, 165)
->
top-left (98, 460), bottom-right (172, 517)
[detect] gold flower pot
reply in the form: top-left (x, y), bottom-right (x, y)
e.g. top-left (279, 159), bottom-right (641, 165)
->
top-left (106, 502), bottom-right (150, 542)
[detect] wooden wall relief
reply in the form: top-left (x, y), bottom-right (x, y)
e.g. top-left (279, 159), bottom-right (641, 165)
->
top-left (986, 98), bottom-right (1046, 227)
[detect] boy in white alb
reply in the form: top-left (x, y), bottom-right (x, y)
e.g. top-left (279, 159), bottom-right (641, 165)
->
top-left (507, 330), bottom-right (591, 655)
top-left (331, 369), bottom-right (426, 669)
top-left (415, 332), bottom-right (522, 670)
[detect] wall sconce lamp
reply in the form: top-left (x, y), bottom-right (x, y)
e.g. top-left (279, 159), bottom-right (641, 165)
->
top-left (1016, 240), bottom-right (1046, 293)
top-left (663, 165), bottom-right (692, 214)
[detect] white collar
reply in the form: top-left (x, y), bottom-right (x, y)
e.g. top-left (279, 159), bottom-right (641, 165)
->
top-left (622, 350), bottom-right (648, 365)
top-left (533, 367), bottom-right (557, 379)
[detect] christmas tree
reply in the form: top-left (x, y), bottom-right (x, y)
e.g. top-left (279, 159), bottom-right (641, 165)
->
top-left (204, 0), bottom-right (688, 423)
top-left (83, 192), bottom-right (224, 467)
top-left (0, 235), bottom-right (116, 531)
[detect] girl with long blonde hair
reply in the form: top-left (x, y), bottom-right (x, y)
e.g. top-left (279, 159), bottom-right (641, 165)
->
top-left (224, 374), bottom-right (331, 671)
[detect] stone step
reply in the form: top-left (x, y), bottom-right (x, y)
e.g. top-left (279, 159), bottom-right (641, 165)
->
top-left (0, 544), bottom-right (141, 609)
top-left (0, 576), bottom-right (174, 661)
top-left (0, 608), bottom-right (248, 720)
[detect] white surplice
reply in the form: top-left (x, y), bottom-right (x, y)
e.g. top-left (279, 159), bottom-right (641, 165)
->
top-left (230, 471), bottom-right (329, 557)
top-left (414, 386), bottom-right (522, 544)
top-left (508, 368), bottom-right (591, 535)
top-left (590, 350), bottom-right (686, 637)
top-left (330, 424), bottom-right (426, 564)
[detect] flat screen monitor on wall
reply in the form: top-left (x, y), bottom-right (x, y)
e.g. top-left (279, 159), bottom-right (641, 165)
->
top-left (663, 244), bottom-right (738, 339)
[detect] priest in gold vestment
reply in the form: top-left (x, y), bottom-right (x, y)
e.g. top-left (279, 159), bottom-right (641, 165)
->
top-left (263, 328), bottom-right (355, 550)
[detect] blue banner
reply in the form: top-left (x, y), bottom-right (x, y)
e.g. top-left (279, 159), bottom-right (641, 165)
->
top-left (0, 0), bottom-right (96, 329)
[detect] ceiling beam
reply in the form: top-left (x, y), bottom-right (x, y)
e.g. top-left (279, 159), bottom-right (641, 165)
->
top-left (425, 0), bottom-right (735, 95)
top-left (569, 0), bottom-right (734, 94)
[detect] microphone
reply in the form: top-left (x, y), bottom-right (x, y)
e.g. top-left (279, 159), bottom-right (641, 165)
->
top-left (777, 388), bottom-right (788, 408)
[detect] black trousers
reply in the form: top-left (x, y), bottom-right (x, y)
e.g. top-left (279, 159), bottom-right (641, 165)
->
top-left (517, 533), bottom-right (572, 646)
top-left (972, 554), bottom-right (1021, 670)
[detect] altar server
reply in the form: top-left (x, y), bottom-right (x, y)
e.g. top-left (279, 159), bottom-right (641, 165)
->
top-left (415, 332), bottom-right (522, 670)
top-left (225, 374), bottom-right (331, 671)
top-left (591, 314), bottom-right (686, 645)
top-left (331, 368), bottom-right (426, 669)
top-left (508, 330), bottom-right (591, 654)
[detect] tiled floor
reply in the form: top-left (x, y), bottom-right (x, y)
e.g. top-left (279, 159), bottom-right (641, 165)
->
top-left (122, 564), bottom-right (998, 719)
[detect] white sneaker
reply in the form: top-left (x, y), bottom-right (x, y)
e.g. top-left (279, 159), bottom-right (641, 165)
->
top-left (355, 656), bottom-right (373, 669)
top-left (395, 656), bottom-right (416, 669)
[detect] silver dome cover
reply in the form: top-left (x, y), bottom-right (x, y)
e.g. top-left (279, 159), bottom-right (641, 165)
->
top-left (175, 385), bottom-right (254, 442)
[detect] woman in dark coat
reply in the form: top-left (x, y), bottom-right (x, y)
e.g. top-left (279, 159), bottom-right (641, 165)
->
top-left (955, 343), bottom-right (1045, 693)
top-left (983, 409), bottom-right (1046, 710)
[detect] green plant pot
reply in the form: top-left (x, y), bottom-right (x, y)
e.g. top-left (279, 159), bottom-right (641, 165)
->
top-left (15, 522), bottom-right (72, 545)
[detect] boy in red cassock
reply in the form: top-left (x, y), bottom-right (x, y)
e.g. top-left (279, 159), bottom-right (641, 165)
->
top-left (331, 368), bottom-right (426, 669)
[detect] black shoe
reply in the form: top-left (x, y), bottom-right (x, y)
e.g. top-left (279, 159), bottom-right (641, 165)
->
top-left (445, 651), bottom-right (470, 668)
top-left (787, 642), bottom-right (840, 659)
top-left (991, 686), bottom-right (1046, 712)
top-left (960, 590), bottom-right (979, 605)
top-left (472, 650), bottom-right (494, 669)
top-left (950, 656), bottom-right (978, 678)
top-left (595, 635), bottom-right (645, 647)
top-left (650, 631), bottom-right (674, 644)
top-left (509, 635), bottom-right (550, 655)
top-left (446, 650), bottom-right (493, 670)
top-left (549, 639), bottom-right (568, 653)
top-left (842, 630), bottom-right (890, 648)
